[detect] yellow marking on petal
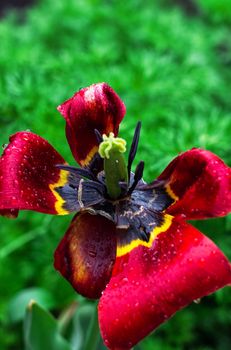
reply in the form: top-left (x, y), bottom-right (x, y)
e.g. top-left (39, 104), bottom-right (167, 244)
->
top-left (116, 214), bottom-right (173, 257)
top-left (49, 169), bottom-right (69, 215)
top-left (80, 146), bottom-right (98, 167)
top-left (105, 121), bottom-right (114, 134)
top-left (165, 183), bottom-right (179, 204)
top-left (79, 122), bottom-right (114, 166)
top-left (69, 239), bottom-right (88, 283)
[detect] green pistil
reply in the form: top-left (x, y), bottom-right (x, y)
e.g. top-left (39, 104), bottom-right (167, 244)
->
top-left (99, 132), bottom-right (128, 199)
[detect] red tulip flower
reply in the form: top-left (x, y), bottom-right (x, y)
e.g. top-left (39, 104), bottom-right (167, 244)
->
top-left (1, 83), bottom-right (231, 349)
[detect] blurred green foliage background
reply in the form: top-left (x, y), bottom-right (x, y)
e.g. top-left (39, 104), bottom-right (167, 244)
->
top-left (0, 0), bottom-right (231, 349)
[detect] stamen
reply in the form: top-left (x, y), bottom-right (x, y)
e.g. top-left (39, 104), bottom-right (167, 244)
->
top-left (94, 129), bottom-right (103, 144)
top-left (128, 160), bottom-right (144, 194)
top-left (127, 121), bottom-right (141, 182)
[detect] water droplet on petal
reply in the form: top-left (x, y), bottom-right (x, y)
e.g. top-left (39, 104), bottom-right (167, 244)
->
top-left (88, 250), bottom-right (97, 258)
top-left (193, 298), bottom-right (201, 304)
top-left (104, 339), bottom-right (109, 346)
top-left (122, 277), bottom-right (128, 283)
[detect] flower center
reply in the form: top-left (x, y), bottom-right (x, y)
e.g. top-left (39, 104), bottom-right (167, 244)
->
top-left (55, 122), bottom-right (175, 249)
top-left (96, 122), bottom-right (145, 201)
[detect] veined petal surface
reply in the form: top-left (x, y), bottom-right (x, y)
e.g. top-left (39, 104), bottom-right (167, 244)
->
top-left (99, 217), bottom-right (231, 349)
top-left (0, 132), bottom-right (68, 215)
top-left (58, 83), bottom-right (126, 170)
top-left (158, 148), bottom-right (231, 219)
top-left (54, 212), bottom-right (117, 299)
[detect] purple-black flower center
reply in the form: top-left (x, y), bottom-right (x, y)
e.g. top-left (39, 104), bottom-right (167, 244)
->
top-left (55, 123), bottom-right (174, 245)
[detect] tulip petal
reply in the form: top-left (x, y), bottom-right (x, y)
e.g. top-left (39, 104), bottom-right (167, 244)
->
top-left (57, 83), bottom-right (126, 170)
top-left (0, 132), bottom-right (70, 215)
top-left (99, 218), bottom-right (231, 349)
top-left (158, 148), bottom-right (231, 219)
top-left (54, 212), bottom-right (116, 299)
top-left (0, 209), bottom-right (19, 218)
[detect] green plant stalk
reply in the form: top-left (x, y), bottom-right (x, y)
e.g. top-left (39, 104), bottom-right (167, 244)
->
top-left (83, 302), bottom-right (100, 350)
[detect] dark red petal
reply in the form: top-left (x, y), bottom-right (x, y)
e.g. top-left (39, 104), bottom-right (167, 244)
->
top-left (54, 212), bottom-right (116, 299)
top-left (57, 83), bottom-right (126, 167)
top-left (0, 131), bottom-right (69, 215)
top-left (0, 209), bottom-right (19, 218)
top-left (158, 148), bottom-right (231, 219)
top-left (99, 218), bottom-right (231, 350)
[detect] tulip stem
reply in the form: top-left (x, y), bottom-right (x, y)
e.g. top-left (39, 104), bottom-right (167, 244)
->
top-left (83, 302), bottom-right (100, 350)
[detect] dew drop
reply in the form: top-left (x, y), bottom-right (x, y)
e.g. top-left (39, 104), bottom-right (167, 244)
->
top-left (122, 277), bottom-right (128, 283)
top-left (88, 250), bottom-right (97, 258)
top-left (104, 339), bottom-right (109, 346)
top-left (193, 298), bottom-right (201, 304)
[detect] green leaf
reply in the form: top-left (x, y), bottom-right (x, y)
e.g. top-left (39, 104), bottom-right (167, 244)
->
top-left (70, 303), bottom-right (95, 350)
top-left (7, 287), bottom-right (55, 323)
top-left (71, 302), bottom-right (100, 350)
top-left (24, 301), bottom-right (71, 350)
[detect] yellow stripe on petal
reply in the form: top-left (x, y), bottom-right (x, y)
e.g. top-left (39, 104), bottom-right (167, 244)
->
top-left (49, 169), bottom-right (70, 215)
top-left (165, 183), bottom-right (179, 203)
top-left (79, 145), bottom-right (98, 167)
top-left (116, 214), bottom-right (173, 257)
